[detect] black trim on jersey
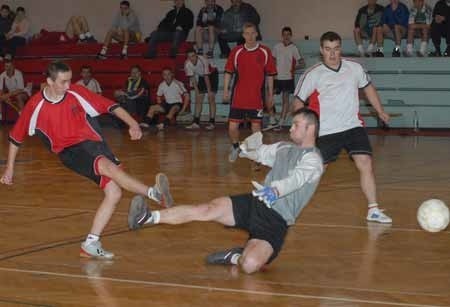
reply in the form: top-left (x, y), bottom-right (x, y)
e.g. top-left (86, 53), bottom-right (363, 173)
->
top-left (42, 89), bottom-right (68, 105)
top-left (225, 70), bottom-right (234, 75)
top-left (359, 81), bottom-right (371, 89)
top-left (108, 104), bottom-right (120, 112)
top-left (323, 61), bottom-right (342, 73)
top-left (8, 136), bottom-right (21, 146)
top-left (267, 73), bottom-right (277, 76)
top-left (35, 129), bottom-right (53, 152)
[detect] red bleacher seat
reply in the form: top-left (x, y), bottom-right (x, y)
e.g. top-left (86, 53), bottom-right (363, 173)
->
top-left (15, 42), bottom-right (194, 59)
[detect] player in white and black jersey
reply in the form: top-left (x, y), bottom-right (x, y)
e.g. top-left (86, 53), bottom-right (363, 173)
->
top-left (141, 68), bottom-right (189, 131)
top-left (184, 49), bottom-right (218, 130)
top-left (272, 26), bottom-right (304, 130)
top-left (293, 31), bottom-right (393, 224)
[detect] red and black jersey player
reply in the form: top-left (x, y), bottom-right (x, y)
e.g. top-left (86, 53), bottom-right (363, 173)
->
top-left (1, 61), bottom-right (174, 259)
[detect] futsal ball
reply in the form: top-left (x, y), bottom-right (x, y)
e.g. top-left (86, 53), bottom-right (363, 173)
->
top-left (417, 199), bottom-right (450, 232)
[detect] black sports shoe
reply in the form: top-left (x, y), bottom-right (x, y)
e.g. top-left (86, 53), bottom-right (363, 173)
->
top-left (96, 53), bottom-right (107, 60)
top-left (429, 50), bottom-right (442, 57)
top-left (392, 48), bottom-right (401, 57)
top-left (128, 195), bottom-right (152, 230)
top-left (206, 247), bottom-right (244, 265)
top-left (373, 50), bottom-right (384, 57)
top-left (444, 48), bottom-right (450, 57)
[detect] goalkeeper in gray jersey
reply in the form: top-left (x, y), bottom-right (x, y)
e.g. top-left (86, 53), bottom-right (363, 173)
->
top-left (127, 108), bottom-right (323, 274)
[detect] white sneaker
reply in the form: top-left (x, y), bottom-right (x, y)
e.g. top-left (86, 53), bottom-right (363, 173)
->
top-left (367, 207), bottom-right (392, 224)
top-left (204, 123), bottom-right (215, 130)
top-left (156, 123), bottom-right (164, 131)
top-left (185, 123), bottom-right (200, 130)
top-left (80, 241), bottom-right (114, 259)
top-left (228, 145), bottom-right (241, 163)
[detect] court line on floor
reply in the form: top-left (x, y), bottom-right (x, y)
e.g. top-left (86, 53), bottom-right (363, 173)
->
top-left (295, 222), bottom-right (450, 234)
top-left (0, 267), bottom-right (444, 307)
top-left (0, 227), bottom-right (130, 262)
top-left (2, 203), bottom-right (444, 234)
top-left (0, 297), bottom-right (54, 307)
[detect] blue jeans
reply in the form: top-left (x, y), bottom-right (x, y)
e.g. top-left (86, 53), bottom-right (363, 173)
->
top-left (146, 30), bottom-right (186, 58)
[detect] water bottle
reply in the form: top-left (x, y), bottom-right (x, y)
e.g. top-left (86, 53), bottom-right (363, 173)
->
top-left (413, 110), bottom-right (419, 132)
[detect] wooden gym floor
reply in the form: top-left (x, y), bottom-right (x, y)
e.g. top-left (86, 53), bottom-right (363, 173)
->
top-left (0, 126), bottom-right (449, 307)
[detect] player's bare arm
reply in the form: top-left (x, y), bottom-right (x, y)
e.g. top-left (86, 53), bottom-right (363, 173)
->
top-left (292, 97), bottom-right (305, 112)
top-left (363, 84), bottom-right (390, 124)
top-left (0, 143), bottom-right (20, 185)
top-left (112, 107), bottom-right (142, 140)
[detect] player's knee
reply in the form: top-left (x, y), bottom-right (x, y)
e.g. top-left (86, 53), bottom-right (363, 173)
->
top-left (354, 28), bottom-right (361, 35)
top-left (240, 255), bottom-right (263, 274)
top-left (97, 157), bottom-right (118, 177)
top-left (105, 182), bottom-right (122, 201)
top-left (354, 155), bottom-right (373, 171)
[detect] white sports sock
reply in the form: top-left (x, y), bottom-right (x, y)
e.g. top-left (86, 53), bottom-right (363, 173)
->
top-left (100, 46), bottom-right (107, 55)
top-left (85, 234), bottom-right (99, 245)
top-left (420, 41), bottom-right (427, 54)
top-left (79, 33), bottom-right (86, 40)
top-left (395, 45), bottom-right (400, 50)
top-left (368, 203), bottom-right (379, 210)
top-left (377, 46), bottom-right (383, 52)
top-left (357, 44), bottom-right (364, 54)
top-left (367, 43), bottom-right (374, 53)
top-left (145, 210), bottom-right (160, 224)
top-left (122, 45), bottom-right (128, 54)
top-left (85, 32), bottom-right (92, 38)
top-left (230, 253), bottom-right (241, 265)
top-left (407, 43), bottom-right (413, 53)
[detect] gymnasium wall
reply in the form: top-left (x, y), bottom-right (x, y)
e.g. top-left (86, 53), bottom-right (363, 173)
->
top-left (3, 0), bottom-right (438, 42)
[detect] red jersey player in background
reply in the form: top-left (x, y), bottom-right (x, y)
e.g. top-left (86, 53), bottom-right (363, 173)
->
top-left (223, 22), bottom-right (277, 162)
top-left (1, 61), bottom-right (173, 259)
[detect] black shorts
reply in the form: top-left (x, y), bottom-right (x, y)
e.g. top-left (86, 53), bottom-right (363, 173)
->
top-left (161, 102), bottom-right (182, 114)
top-left (317, 127), bottom-right (372, 164)
top-left (229, 108), bottom-right (263, 123)
top-left (275, 79), bottom-right (295, 94)
top-left (198, 70), bottom-right (219, 94)
top-left (58, 140), bottom-right (120, 189)
top-left (231, 193), bottom-right (288, 263)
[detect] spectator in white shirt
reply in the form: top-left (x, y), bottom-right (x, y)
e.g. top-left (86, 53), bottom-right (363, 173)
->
top-left (0, 60), bottom-right (29, 112)
top-left (76, 66), bottom-right (102, 94)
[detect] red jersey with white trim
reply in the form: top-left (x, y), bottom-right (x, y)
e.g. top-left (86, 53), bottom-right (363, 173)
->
top-left (225, 43), bottom-right (277, 109)
top-left (9, 84), bottom-right (119, 153)
top-left (294, 59), bottom-right (371, 136)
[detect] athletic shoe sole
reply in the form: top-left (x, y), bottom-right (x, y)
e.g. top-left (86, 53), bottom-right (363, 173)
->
top-left (128, 195), bottom-right (149, 230)
top-left (156, 173), bottom-right (173, 208)
top-left (79, 247), bottom-right (115, 260)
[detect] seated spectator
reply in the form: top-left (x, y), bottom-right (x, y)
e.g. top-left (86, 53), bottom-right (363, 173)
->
top-left (218, 0), bottom-right (261, 58)
top-left (430, 0), bottom-right (450, 56)
top-left (114, 65), bottom-right (150, 121)
top-left (353, 0), bottom-right (384, 57)
top-left (0, 60), bottom-right (30, 113)
top-left (144, 0), bottom-right (194, 58)
top-left (76, 66), bottom-right (102, 94)
top-left (406, 0), bottom-right (432, 57)
top-left (65, 16), bottom-right (95, 43)
top-left (195, 0), bottom-right (223, 58)
top-left (140, 68), bottom-right (189, 130)
top-left (97, 1), bottom-right (141, 59)
top-left (3, 7), bottom-right (31, 57)
top-left (272, 26), bottom-right (304, 130)
top-left (33, 16), bottom-right (96, 44)
top-left (380, 0), bottom-right (410, 57)
top-left (184, 49), bottom-right (219, 130)
top-left (0, 5), bottom-right (14, 47)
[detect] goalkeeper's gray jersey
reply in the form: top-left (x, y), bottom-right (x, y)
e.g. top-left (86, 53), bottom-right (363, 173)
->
top-left (257, 142), bottom-right (323, 226)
